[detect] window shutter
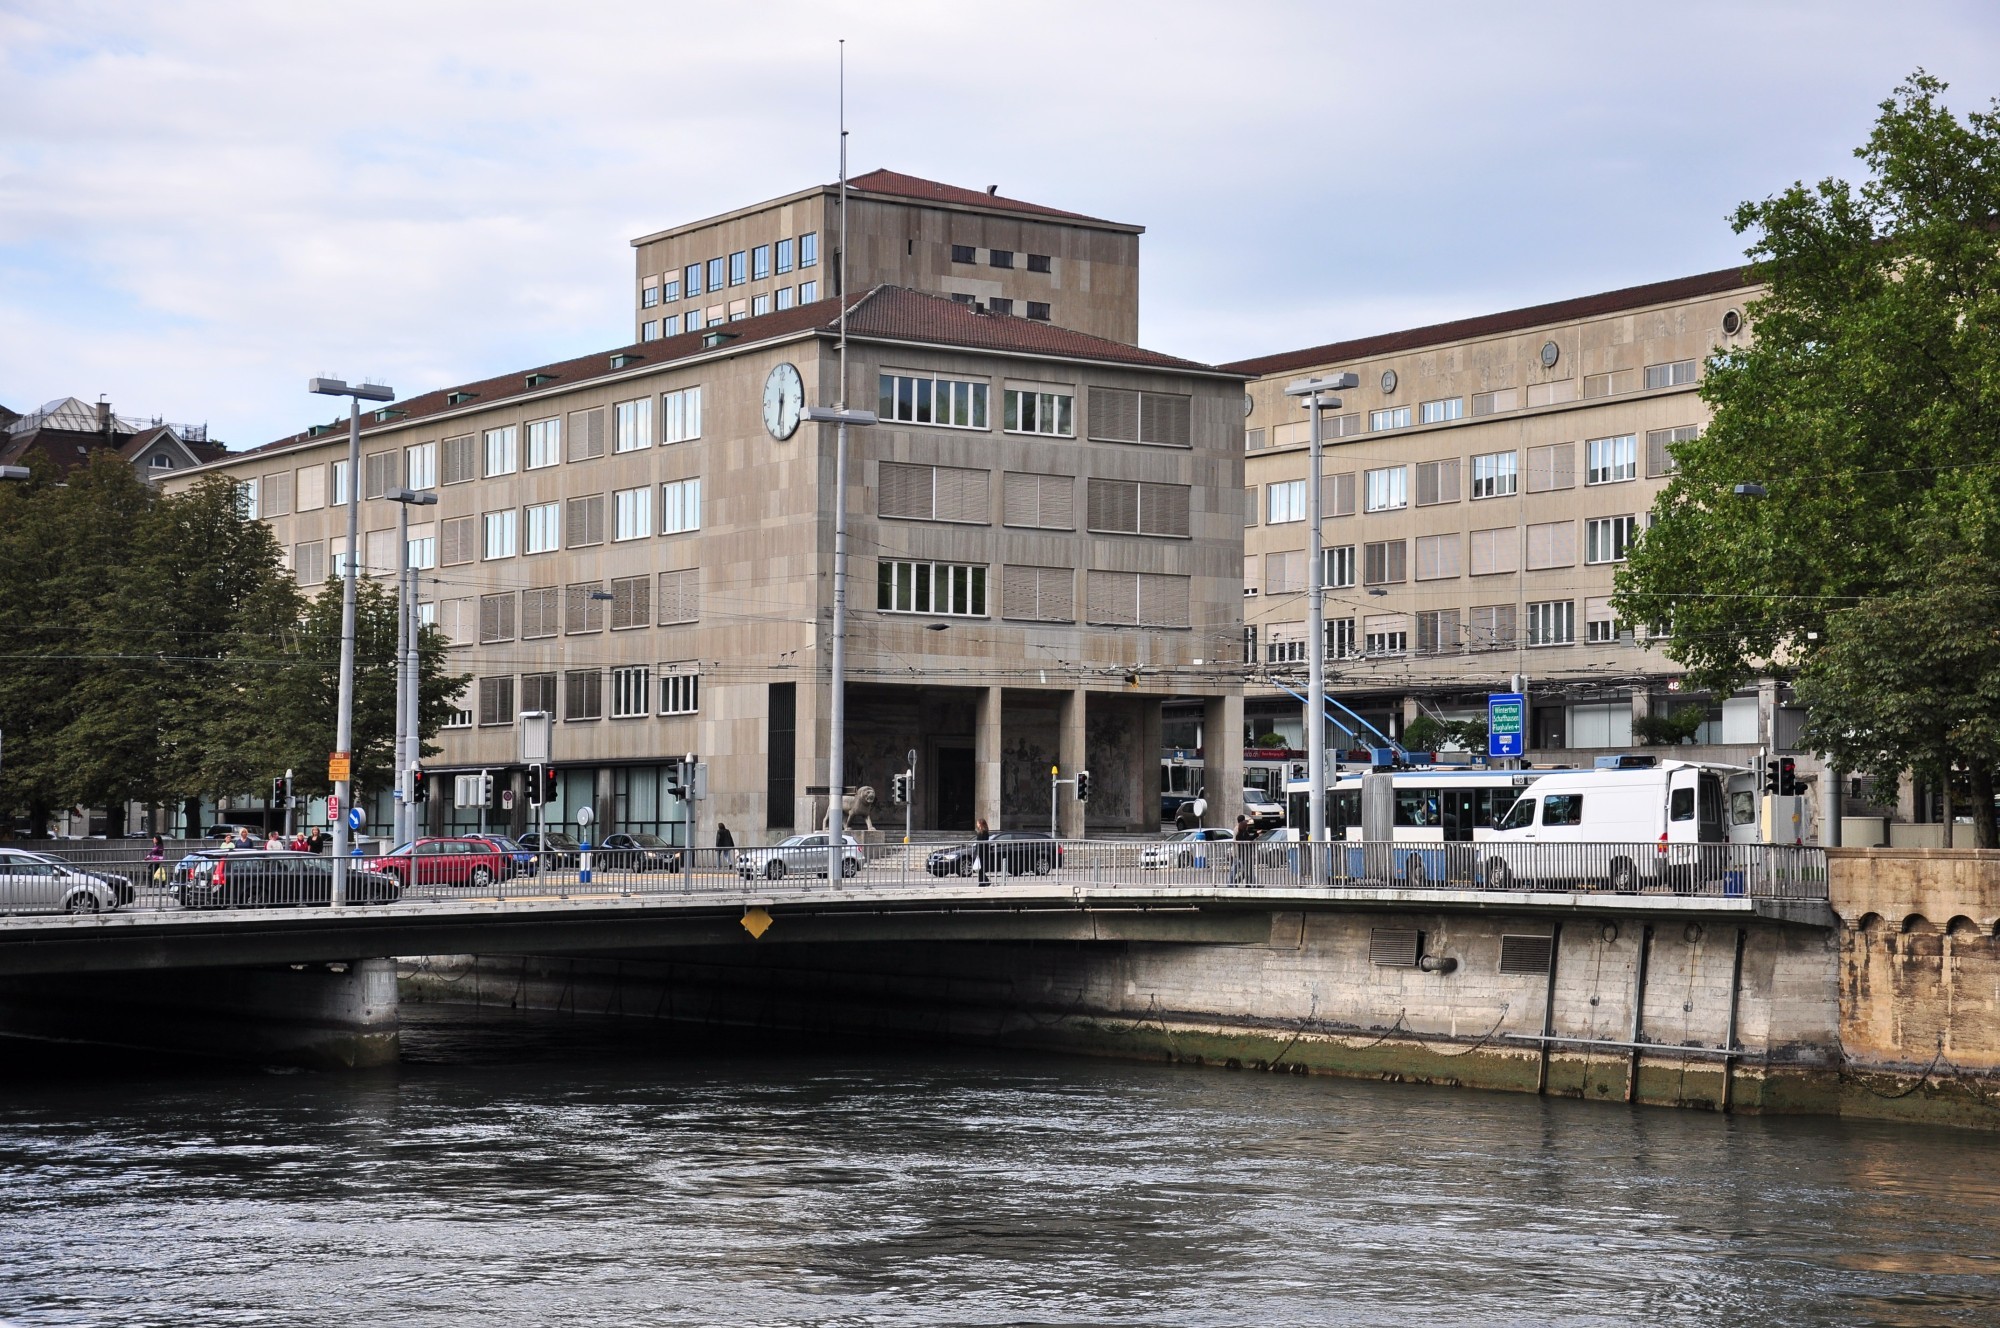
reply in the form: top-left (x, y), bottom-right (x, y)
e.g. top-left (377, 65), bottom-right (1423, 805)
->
top-left (880, 462), bottom-right (932, 519)
top-left (1526, 442), bottom-right (1575, 492)
top-left (438, 435), bottom-right (474, 485)
top-left (363, 451), bottom-right (394, 500)
top-left (1138, 392), bottom-right (1192, 447)
top-left (933, 466), bottom-right (989, 523)
top-left (263, 471), bottom-right (293, 517)
top-left (363, 528), bottom-right (396, 577)
top-left (1139, 573), bottom-right (1188, 627)
top-left (1322, 471), bottom-right (1356, 518)
top-left (1003, 472), bottom-right (1043, 527)
top-left (479, 592), bottom-right (516, 643)
top-left (568, 407), bottom-right (606, 461)
top-left (565, 582), bottom-right (604, 634)
top-left (1087, 387), bottom-right (1140, 443)
top-left (1527, 520), bottom-right (1575, 570)
top-left (1139, 483), bottom-right (1190, 537)
top-left (521, 588), bottom-right (559, 639)
top-left (1086, 570), bottom-right (1138, 625)
top-left (565, 494), bottom-right (604, 547)
top-left (611, 575), bottom-right (649, 629)
top-left (1416, 462), bottom-right (1440, 507)
top-left (292, 541), bottom-right (324, 587)
top-left (1245, 485), bottom-right (1259, 528)
top-left (1087, 478), bottom-right (1140, 533)
top-left (438, 517), bottom-right (473, 567)
top-left (1472, 604), bottom-right (1516, 649)
top-left (1387, 540), bottom-right (1407, 583)
top-left (658, 569), bottom-right (699, 624)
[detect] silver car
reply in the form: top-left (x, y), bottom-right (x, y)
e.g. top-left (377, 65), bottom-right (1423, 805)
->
top-left (0, 849), bottom-right (127, 915)
top-left (736, 833), bottom-right (864, 881)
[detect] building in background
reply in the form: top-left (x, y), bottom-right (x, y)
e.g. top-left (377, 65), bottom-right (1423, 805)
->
top-left (3, 396), bottom-right (223, 480)
top-left (630, 170), bottom-right (1143, 347)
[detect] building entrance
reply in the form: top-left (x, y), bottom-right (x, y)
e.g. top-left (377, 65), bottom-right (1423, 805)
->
top-left (933, 747), bottom-right (975, 831)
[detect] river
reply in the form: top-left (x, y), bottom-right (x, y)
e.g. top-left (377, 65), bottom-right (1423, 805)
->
top-left (2, 1007), bottom-right (1997, 1326)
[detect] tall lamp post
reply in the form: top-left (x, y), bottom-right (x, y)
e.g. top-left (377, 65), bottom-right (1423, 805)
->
top-left (1283, 372), bottom-right (1359, 850)
top-left (309, 377), bottom-right (395, 905)
top-left (805, 401), bottom-right (879, 886)
top-left (386, 486), bottom-right (437, 846)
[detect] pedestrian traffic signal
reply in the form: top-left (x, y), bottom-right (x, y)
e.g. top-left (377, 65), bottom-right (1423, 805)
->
top-left (889, 772), bottom-right (909, 805)
top-left (1779, 757), bottom-right (1798, 797)
top-left (1076, 770), bottom-right (1091, 802)
top-left (1764, 759), bottom-right (1782, 795)
top-left (271, 775), bottom-right (290, 807)
top-left (410, 766), bottom-right (428, 802)
top-left (528, 763), bottom-right (557, 805)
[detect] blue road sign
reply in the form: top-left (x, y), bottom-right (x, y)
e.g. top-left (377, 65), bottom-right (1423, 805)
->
top-left (1488, 692), bottom-right (1525, 758)
top-left (347, 806), bottom-right (365, 830)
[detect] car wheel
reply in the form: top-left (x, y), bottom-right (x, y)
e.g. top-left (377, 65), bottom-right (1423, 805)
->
top-left (64, 891), bottom-right (101, 916)
top-left (1034, 857), bottom-right (1053, 876)
top-left (766, 860), bottom-right (787, 881)
top-left (957, 858), bottom-right (975, 877)
top-left (470, 865), bottom-right (493, 888)
top-left (1608, 856), bottom-right (1637, 892)
top-left (1485, 857), bottom-right (1513, 890)
top-left (842, 858), bottom-right (859, 878)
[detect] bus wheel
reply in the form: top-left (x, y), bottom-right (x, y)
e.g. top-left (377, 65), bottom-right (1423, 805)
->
top-left (1485, 857), bottom-right (1513, 890)
top-left (1608, 856), bottom-right (1638, 892)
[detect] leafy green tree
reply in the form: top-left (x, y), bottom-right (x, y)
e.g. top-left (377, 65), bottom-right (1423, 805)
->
top-left (1614, 71), bottom-right (2000, 836)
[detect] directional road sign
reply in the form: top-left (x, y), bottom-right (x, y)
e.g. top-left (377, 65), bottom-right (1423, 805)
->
top-left (1488, 692), bottom-right (1525, 759)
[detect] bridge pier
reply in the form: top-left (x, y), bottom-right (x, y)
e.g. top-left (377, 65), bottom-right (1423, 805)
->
top-left (0, 958), bottom-right (399, 1069)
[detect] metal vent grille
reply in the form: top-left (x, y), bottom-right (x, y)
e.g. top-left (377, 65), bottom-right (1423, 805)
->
top-left (1370, 928), bottom-right (1422, 968)
top-left (1499, 933), bottom-right (1555, 974)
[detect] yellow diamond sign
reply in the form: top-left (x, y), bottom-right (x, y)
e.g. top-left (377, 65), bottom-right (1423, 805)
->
top-left (740, 906), bottom-right (773, 940)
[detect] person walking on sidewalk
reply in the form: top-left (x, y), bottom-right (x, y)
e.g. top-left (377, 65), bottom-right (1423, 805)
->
top-left (1230, 814), bottom-right (1258, 885)
top-left (975, 817), bottom-right (992, 886)
top-left (716, 821), bottom-right (736, 869)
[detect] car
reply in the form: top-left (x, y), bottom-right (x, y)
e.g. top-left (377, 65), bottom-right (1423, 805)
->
top-left (597, 832), bottom-right (685, 872)
top-left (1141, 827), bottom-right (1236, 869)
top-left (0, 848), bottom-right (129, 915)
top-left (368, 838), bottom-right (508, 889)
top-left (518, 830), bottom-right (582, 868)
top-left (737, 833), bottom-right (864, 881)
top-left (926, 831), bottom-right (1061, 877)
top-left (463, 833), bottom-right (537, 878)
top-left (203, 823), bottom-right (264, 841)
top-left (179, 851), bottom-right (401, 909)
top-left (1243, 788), bottom-right (1286, 831)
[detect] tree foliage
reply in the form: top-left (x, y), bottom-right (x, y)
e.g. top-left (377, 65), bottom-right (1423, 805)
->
top-left (1614, 72), bottom-right (2000, 835)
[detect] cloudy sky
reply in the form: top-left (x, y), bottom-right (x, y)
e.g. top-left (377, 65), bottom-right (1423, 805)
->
top-left (3, 0), bottom-right (1997, 448)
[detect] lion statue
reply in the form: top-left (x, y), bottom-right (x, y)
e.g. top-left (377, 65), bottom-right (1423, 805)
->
top-left (825, 785), bottom-right (878, 832)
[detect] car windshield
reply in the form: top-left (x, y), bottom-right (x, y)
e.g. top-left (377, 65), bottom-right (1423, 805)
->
top-left (481, 836), bottom-right (523, 851)
top-left (626, 834), bottom-right (672, 848)
top-left (541, 833), bottom-right (580, 849)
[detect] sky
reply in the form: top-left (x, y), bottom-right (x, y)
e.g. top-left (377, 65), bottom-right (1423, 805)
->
top-left (3, 0), bottom-right (1998, 449)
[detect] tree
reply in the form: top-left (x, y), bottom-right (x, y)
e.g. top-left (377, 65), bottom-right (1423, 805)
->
top-left (1614, 72), bottom-right (2000, 838)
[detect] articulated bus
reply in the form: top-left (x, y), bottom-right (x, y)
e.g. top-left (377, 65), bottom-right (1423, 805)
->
top-left (1285, 768), bottom-right (1556, 844)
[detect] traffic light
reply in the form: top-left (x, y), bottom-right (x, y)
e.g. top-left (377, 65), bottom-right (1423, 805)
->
top-left (1764, 759), bottom-right (1781, 795)
top-left (1779, 757), bottom-right (1798, 797)
top-left (271, 775), bottom-right (289, 807)
top-left (479, 771), bottom-right (498, 810)
top-left (1076, 770), bottom-right (1091, 802)
top-left (527, 762), bottom-right (545, 805)
top-left (889, 772), bottom-right (908, 805)
top-left (410, 767), bottom-right (428, 803)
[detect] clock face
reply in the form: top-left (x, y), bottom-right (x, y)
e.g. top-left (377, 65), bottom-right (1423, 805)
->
top-left (1380, 369), bottom-right (1397, 394)
top-left (763, 362), bottom-right (804, 440)
top-left (1540, 340), bottom-right (1561, 369)
top-left (1243, 393), bottom-right (1255, 418)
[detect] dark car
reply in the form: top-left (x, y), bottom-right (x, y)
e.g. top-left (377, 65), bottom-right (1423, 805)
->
top-left (179, 851), bottom-right (401, 909)
top-left (597, 832), bottom-right (684, 872)
top-left (926, 831), bottom-right (1061, 877)
top-left (463, 833), bottom-right (537, 878)
top-left (518, 830), bottom-right (582, 868)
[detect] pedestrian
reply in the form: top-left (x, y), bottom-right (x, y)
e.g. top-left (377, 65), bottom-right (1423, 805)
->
top-left (1231, 814), bottom-right (1257, 885)
top-left (264, 829), bottom-right (284, 850)
top-left (716, 821), bottom-right (735, 869)
top-left (146, 835), bottom-right (166, 888)
top-left (307, 826), bottom-right (326, 855)
top-left (233, 827), bottom-right (256, 852)
top-left (975, 817), bottom-right (992, 886)
top-left (289, 832), bottom-right (307, 852)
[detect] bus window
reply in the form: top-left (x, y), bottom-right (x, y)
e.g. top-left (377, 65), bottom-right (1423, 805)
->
top-left (1394, 789), bottom-right (1440, 827)
top-left (1731, 791), bottom-right (1756, 826)
top-left (1497, 796), bottom-right (1537, 831)
top-left (1542, 794), bottom-right (1584, 827)
top-left (1670, 787), bottom-right (1695, 821)
top-left (1333, 790), bottom-right (1361, 833)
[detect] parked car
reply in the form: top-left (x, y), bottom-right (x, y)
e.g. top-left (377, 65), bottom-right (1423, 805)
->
top-left (463, 833), bottom-right (537, 878)
top-left (367, 838), bottom-right (507, 889)
top-left (1243, 788), bottom-right (1287, 831)
top-left (179, 851), bottom-right (401, 909)
top-left (1255, 825), bottom-right (1299, 868)
top-left (926, 831), bottom-right (1061, 877)
top-left (1141, 827), bottom-right (1235, 869)
top-left (0, 848), bottom-right (129, 915)
top-left (203, 823), bottom-right (264, 841)
top-left (518, 830), bottom-right (582, 868)
top-left (737, 833), bottom-right (864, 881)
top-left (597, 832), bottom-right (685, 872)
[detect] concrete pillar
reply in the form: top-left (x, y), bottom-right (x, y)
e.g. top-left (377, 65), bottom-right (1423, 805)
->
top-left (975, 685), bottom-right (1003, 829)
top-left (1138, 696), bottom-right (1164, 828)
top-left (593, 766), bottom-right (616, 839)
top-left (1203, 692), bottom-right (1244, 829)
top-left (1059, 688), bottom-right (1087, 838)
top-left (1401, 695), bottom-right (1420, 735)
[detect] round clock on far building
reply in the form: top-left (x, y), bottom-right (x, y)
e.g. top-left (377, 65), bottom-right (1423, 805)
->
top-left (763, 362), bottom-right (804, 440)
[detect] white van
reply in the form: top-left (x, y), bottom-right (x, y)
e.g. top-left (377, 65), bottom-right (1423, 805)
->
top-left (1480, 761), bottom-right (1745, 890)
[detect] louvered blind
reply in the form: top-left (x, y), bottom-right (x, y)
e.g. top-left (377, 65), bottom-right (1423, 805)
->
top-left (1416, 609), bottom-right (1461, 653)
top-left (440, 435), bottom-right (477, 485)
top-left (1646, 425), bottom-right (1697, 478)
top-left (439, 516), bottom-right (475, 566)
top-left (565, 494), bottom-right (605, 547)
top-left (565, 582), bottom-right (604, 634)
top-left (1525, 520), bottom-right (1576, 570)
top-left (1525, 442), bottom-right (1575, 492)
top-left (1002, 471), bottom-right (1073, 529)
top-left (1140, 483), bottom-right (1190, 537)
top-left (1087, 387), bottom-right (1140, 443)
top-left (933, 466), bottom-right (988, 523)
top-left (1415, 458), bottom-right (1460, 506)
top-left (262, 471), bottom-right (293, 517)
top-left (521, 588), bottom-right (560, 640)
top-left (292, 541), bottom-right (324, 587)
top-left (479, 592), bottom-right (516, 643)
top-left (1085, 570), bottom-right (1138, 625)
top-left (1266, 550), bottom-right (1305, 595)
top-left (1002, 565), bottom-right (1075, 622)
top-left (1471, 604), bottom-right (1516, 649)
top-left (364, 528), bottom-right (396, 577)
top-left (478, 676), bottom-right (513, 727)
top-left (567, 407), bottom-right (606, 461)
top-left (1087, 479), bottom-right (1140, 533)
top-left (880, 462), bottom-right (931, 519)
top-left (564, 669), bottom-right (601, 720)
top-left (1363, 540), bottom-right (1407, 585)
top-left (1139, 573), bottom-right (1189, 627)
top-left (439, 598), bottom-right (473, 646)
top-left (521, 672), bottom-right (557, 715)
top-left (658, 569), bottom-right (700, 624)
top-left (1469, 527), bottom-right (1515, 576)
top-left (1322, 472), bottom-right (1357, 518)
top-left (1414, 533), bottom-right (1461, 580)
top-left (610, 575), bottom-right (649, 629)
top-left (362, 451), bottom-right (395, 500)
top-left (1138, 392), bottom-right (1192, 447)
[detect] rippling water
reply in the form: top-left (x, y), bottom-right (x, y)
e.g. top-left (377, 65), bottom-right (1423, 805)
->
top-left (3, 1008), bottom-right (1999, 1326)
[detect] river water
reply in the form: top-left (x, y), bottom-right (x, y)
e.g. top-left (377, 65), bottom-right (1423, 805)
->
top-left (3, 1009), bottom-right (1998, 1327)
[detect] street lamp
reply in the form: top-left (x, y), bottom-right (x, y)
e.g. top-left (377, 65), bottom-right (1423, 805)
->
top-left (309, 376), bottom-right (395, 905)
top-left (386, 485), bottom-right (437, 846)
top-left (805, 402), bottom-right (879, 884)
top-left (1284, 371), bottom-right (1359, 850)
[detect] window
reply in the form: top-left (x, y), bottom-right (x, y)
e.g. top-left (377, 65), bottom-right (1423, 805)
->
top-left (751, 245), bottom-right (770, 280)
top-left (706, 257), bottom-right (724, 291)
top-left (151, 453), bottom-right (174, 469)
top-left (1586, 435), bottom-right (1637, 485)
top-left (1027, 253), bottom-right (1051, 274)
top-left (1525, 442), bottom-right (1575, 492)
top-left (1543, 794), bottom-right (1585, 826)
top-left (1370, 406), bottom-right (1411, 431)
top-left (329, 539), bottom-right (352, 579)
top-left (1585, 596), bottom-right (1624, 643)
top-left (989, 297), bottom-right (1014, 316)
top-left (1526, 520), bottom-right (1577, 570)
top-left (951, 243), bottom-right (976, 263)
top-left (684, 308), bottom-right (704, 332)
top-left (484, 426), bottom-right (518, 477)
top-left (774, 289), bottom-right (793, 312)
top-left (1004, 388), bottom-right (1073, 436)
top-left (525, 418), bottom-right (561, 469)
top-left (1322, 471), bottom-right (1357, 517)
top-left (1002, 472), bottom-right (1074, 529)
top-left (1365, 624), bottom-right (1409, 656)
top-left (662, 387), bottom-right (701, 443)
top-left (521, 671), bottom-right (557, 715)
top-left (362, 452), bottom-right (394, 501)
top-left (659, 665), bottom-right (701, 715)
top-left (521, 589), bottom-right (559, 641)
top-left (237, 478), bottom-right (259, 520)
top-left (880, 463), bottom-right (989, 524)
top-left (614, 486), bottom-right (652, 541)
top-left (1414, 458), bottom-right (1460, 505)
top-left (293, 541), bottom-right (325, 587)
top-left (658, 568), bottom-right (700, 624)
top-left (726, 251), bottom-right (745, 286)
top-left (775, 238), bottom-right (794, 274)
top-left (1645, 359), bottom-right (1699, 390)
top-left (479, 592), bottom-right (516, 644)
top-left (1471, 604), bottom-right (1516, 650)
top-left (1265, 551), bottom-right (1306, 595)
top-left (566, 582), bottom-right (605, 634)
top-left (989, 248), bottom-right (1014, 269)
top-left (331, 459), bottom-right (349, 506)
top-left (800, 233), bottom-right (818, 267)
top-left (877, 560), bottom-right (988, 617)
top-left (1646, 425), bottom-right (1697, 477)
top-left (1026, 301), bottom-right (1050, 321)
top-left (614, 398), bottom-right (652, 452)
top-left (662, 277), bottom-right (680, 301)
top-left (296, 465), bottom-right (325, 511)
top-left (1086, 387), bottom-right (1192, 447)
top-left (565, 669), bottom-right (602, 722)
top-left (565, 494), bottom-right (604, 547)
top-left (439, 516), bottom-right (475, 566)
top-left (1363, 540), bottom-right (1407, 585)
top-left (478, 676), bottom-right (515, 727)
top-left (1413, 534), bottom-right (1462, 580)
top-left (364, 528), bottom-right (396, 577)
top-left (407, 524), bottom-right (437, 570)
top-left (752, 294), bottom-right (770, 317)
top-left (1087, 479), bottom-right (1190, 537)
top-left (1267, 634), bottom-right (1308, 665)
top-left (799, 280), bottom-right (817, 302)
top-left (1364, 466), bottom-right (1407, 512)
top-left (879, 373), bottom-right (989, 429)
top-left (1471, 388), bottom-right (1519, 416)
top-left (1419, 397), bottom-right (1464, 425)
top-left (1527, 599), bottom-right (1575, 646)
top-left (405, 442), bottom-right (436, 490)
top-left (1267, 479), bottom-right (1306, 524)
top-left (443, 701), bottom-right (473, 729)
top-left (1469, 527), bottom-right (1517, 576)
top-left (660, 477), bottom-right (701, 533)
top-left (1001, 565), bottom-right (1075, 622)
top-left (1085, 571), bottom-right (1190, 628)
top-left (1321, 545), bottom-right (1356, 588)
top-left (641, 285), bottom-right (659, 309)
top-left (640, 321), bottom-right (659, 342)
top-left (684, 263), bottom-right (702, 297)
top-left (525, 502), bottom-right (560, 555)
top-left (1471, 451), bottom-right (1517, 498)
top-left (661, 314), bottom-right (681, 336)
top-left (611, 575), bottom-right (650, 630)
top-left (1416, 609), bottom-right (1462, 653)
top-left (1586, 515), bottom-right (1636, 564)
top-left (483, 510), bottom-right (517, 559)
top-left (1326, 617), bottom-right (1358, 659)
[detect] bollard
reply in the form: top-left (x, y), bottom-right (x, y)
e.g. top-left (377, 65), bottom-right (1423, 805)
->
top-left (579, 840), bottom-right (592, 887)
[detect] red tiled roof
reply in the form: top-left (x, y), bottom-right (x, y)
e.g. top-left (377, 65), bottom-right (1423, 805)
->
top-left (843, 286), bottom-right (1221, 373)
top-left (847, 169), bottom-right (1141, 231)
top-left (1220, 266), bottom-right (1758, 378)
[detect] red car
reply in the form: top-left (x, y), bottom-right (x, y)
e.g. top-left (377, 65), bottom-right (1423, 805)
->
top-left (369, 837), bottom-right (507, 889)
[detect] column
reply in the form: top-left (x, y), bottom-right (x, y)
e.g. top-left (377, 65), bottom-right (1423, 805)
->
top-left (1756, 676), bottom-right (1779, 752)
top-left (975, 685), bottom-right (1003, 830)
top-left (1059, 688), bottom-right (1087, 839)
top-left (1138, 696), bottom-right (1164, 830)
top-left (1203, 693), bottom-right (1244, 830)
